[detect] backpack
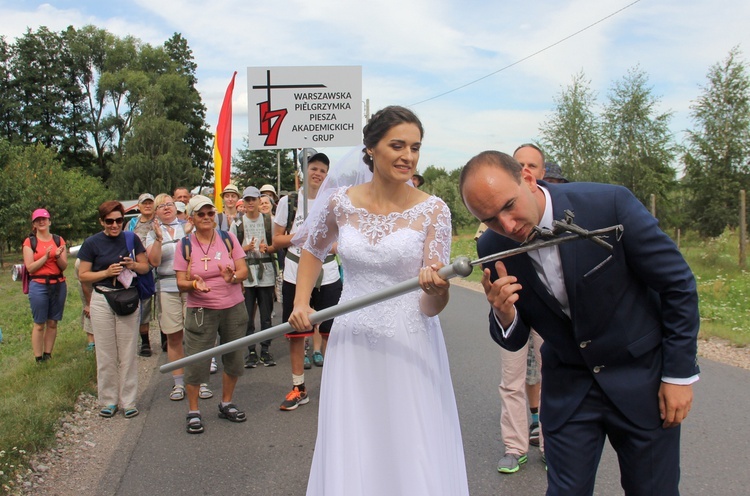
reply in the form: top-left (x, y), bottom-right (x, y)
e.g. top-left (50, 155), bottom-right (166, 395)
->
top-left (123, 231), bottom-right (156, 300)
top-left (21, 234), bottom-right (62, 294)
top-left (285, 192), bottom-right (298, 234)
top-left (233, 213), bottom-right (274, 249)
top-left (29, 233), bottom-right (61, 253)
top-left (181, 229), bottom-right (235, 265)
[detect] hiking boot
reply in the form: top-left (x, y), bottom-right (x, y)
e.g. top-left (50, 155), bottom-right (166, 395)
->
top-left (497, 453), bottom-right (527, 474)
top-left (312, 351), bottom-right (324, 367)
top-left (138, 343), bottom-right (152, 357)
top-left (260, 350), bottom-right (276, 367)
top-left (244, 351), bottom-right (259, 368)
top-left (279, 386), bottom-right (309, 411)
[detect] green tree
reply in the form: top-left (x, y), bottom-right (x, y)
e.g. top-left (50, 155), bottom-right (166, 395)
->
top-left (0, 140), bottom-right (107, 256)
top-left (64, 25), bottom-right (122, 177)
top-left (539, 71), bottom-right (607, 182)
top-left (11, 27), bottom-right (91, 169)
top-left (233, 140), bottom-right (297, 192)
top-left (163, 33), bottom-right (212, 173)
top-left (421, 166), bottom-right (474, 234)
top-left (421, 164), bottom-right (449, 185)
top-left (683, 47), bottom-right (750, 237)
top-left (603, 67), bottom-right (677, 207)
top-left (107, 89), bottom-right (198, 199)
top-left (0, 36), bottom-right (20, 142)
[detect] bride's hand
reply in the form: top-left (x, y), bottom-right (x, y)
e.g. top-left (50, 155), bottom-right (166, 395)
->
top-left (419, 263), bottom-right (449, 297)
top-left (289, 303), bottom-right (315, 332)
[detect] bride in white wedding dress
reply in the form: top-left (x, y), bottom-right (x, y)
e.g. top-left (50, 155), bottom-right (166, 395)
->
top-left (288, 106), bottom-right (469, 496)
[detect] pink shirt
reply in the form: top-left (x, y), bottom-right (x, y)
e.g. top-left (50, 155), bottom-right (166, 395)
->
top-left (173, 231), bottom-right (245, 310)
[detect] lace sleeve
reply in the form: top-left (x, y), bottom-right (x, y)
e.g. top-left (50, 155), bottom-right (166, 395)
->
top-left (424, 197), bottom-right (452, 266)
top-left (302, 189), bottom-right (341, 261)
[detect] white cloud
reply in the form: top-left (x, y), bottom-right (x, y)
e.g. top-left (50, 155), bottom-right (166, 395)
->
top-left (2, 0), bottom-right (749, 172)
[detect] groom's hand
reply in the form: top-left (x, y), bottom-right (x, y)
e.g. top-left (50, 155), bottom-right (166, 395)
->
top-left (481, 260), bottom-right (521, 328)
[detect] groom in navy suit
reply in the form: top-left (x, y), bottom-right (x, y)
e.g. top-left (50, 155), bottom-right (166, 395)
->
top-left (459, 151), bottom-right (699, 495)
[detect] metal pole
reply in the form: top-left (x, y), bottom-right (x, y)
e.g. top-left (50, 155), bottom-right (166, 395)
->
top-left (276, 150), bottom-right (281, 196)
top-left (160, 257), bottom-right (474, 373)
top-left (302, 148), bottom-right (309, 219)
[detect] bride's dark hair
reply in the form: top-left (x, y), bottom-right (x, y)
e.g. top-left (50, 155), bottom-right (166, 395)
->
top-left (362, 106), bottom-right (424, 172)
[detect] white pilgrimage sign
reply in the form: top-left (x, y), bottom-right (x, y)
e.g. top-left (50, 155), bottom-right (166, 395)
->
top-left (246, 66), bottom-right (362, 150)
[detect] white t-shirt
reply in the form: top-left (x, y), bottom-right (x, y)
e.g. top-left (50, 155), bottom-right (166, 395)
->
top-left (274, 192), bottom-right (340, 286)
top-left (145, 222), bottom-right (186, 293)
top-left (232, 214), bottom-right (275, 288)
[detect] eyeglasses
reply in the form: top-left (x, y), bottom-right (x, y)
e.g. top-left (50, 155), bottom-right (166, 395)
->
top-left (156, 202), bottom-right (175, 210)
top-left (194, 210), bottom-right (216, 218)
top-left (104, 217), bottom-right (124, 225)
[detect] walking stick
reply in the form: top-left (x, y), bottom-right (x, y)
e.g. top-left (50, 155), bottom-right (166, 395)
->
top-left (160, 215), bottom-right (622, 374)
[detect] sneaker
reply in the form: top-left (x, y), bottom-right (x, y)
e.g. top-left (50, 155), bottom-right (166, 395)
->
top-left (304, 354), bottom-right (312, 369)
top-left (244, 351), bottom-right (259, 368)
top-left (260, 350), bottom-right (276, 367)
top-left (210, 357), bottom-right (218, 374)
top-left (497, 453), bottom-right (528, 474)
top-left (312, 351), bottom-right (324, 367)
top-left (279, 386), bottom-right (309, 411)
top-left (138, 343), bottom-right (152, 357)
top-left (529, 421), bottom-right (540, 447)
top-left (85, 342), bottom-right (96, 352)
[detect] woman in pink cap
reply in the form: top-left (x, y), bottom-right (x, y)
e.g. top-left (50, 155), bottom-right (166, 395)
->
top-left (22, 208), bottom-right (68, 363)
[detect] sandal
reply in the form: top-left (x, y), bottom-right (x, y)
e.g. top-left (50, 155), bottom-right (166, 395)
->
top-left (124, 407), bottom-right (139, 419)
top-left (99, 405), bottom-right (118, 418)
top-left (218, 402), bottom-right (247, 423)
top-left (186, 412), bottom-right (204, 434)
top-left (170, 384), bottom-right (185, 401)
top-left (199, 383), bottom-right (213, 399)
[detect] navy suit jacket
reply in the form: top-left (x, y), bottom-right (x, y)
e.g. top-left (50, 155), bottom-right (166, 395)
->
top-left (477, 181), bottom-right (700, 431)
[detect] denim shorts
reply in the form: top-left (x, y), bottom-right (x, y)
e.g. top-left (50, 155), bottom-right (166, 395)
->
top-left (29, 280), bottom-right (67, 324)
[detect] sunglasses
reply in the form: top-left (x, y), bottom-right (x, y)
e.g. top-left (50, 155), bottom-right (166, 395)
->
top-left (194, 210), bottom-right (216, 218)
top-left (103, 217), bottom-right (124, 225)
top-left (156, 202), bottom-right (175, 210)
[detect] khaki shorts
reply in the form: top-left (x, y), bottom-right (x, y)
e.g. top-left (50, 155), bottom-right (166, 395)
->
top-left (183, 302), bottom-right (248, 385)
top-left (157, 291), bottom-right (186, 335)
top-left (139, 296), bottom-right (152, 324)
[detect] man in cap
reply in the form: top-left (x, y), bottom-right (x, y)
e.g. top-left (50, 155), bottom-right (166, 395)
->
top-left (259, 184), bottom-right (278, 202)
top-left (175, 201), bottom-right (188, 223)
top-left (216, 184), bottom-right (241, 231)
top-left (544, 162), bottom-right (569, 184)
top-left (127, 193), bottom-right (157, 357)
top-left (231, 186), bottom-right (278, 368)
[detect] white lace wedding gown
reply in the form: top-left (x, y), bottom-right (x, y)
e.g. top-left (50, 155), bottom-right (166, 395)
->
top-left (303, 187), bottom-right (469, 496)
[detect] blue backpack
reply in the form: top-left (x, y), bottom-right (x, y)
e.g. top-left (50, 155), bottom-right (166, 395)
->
top-left (124, 231), bottom-right (156, 300)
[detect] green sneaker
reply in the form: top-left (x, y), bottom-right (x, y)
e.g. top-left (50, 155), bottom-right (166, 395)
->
top-left (497, 453), bottom-right (527, 474)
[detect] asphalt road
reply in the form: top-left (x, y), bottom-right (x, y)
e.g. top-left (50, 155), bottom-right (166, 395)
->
top-left (101, 286), bottom-right (750, 495)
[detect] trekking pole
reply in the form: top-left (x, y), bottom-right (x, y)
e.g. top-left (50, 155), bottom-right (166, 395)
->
top-left (160, 219), bottom-right (623, 374)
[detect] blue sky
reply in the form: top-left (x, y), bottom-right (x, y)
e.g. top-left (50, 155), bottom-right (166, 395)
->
top-left (2, 0), bottom-right (749, 173)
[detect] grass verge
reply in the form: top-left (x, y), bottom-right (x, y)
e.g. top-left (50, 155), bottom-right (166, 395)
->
top-left (0, 262), bottom-right (96, 493)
